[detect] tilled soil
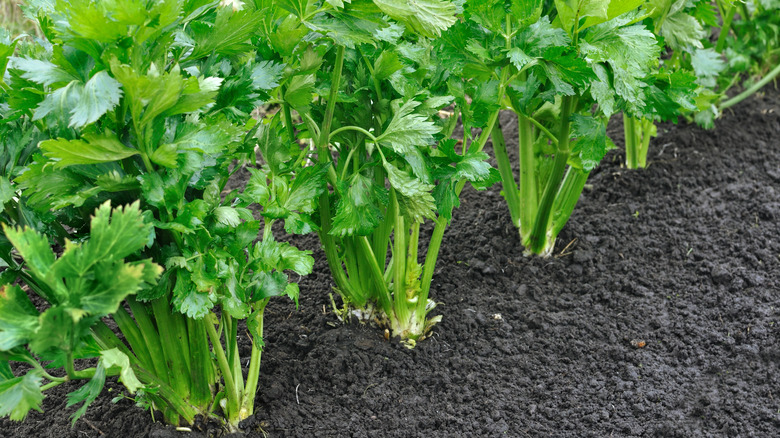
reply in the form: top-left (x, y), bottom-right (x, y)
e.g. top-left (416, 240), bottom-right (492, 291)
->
top-left (3, 88), bottom-right (779, 438)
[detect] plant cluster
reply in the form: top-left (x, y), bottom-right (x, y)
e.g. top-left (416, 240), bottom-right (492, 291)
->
top-left (0, 0), bottom-right (776, 432)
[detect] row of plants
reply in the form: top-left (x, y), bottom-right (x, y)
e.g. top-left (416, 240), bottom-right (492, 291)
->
top-left (0, 0), bottom-right (777, 433)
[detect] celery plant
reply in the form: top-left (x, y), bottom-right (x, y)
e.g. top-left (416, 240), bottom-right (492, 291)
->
top-left (440, 1), bottom-right (662, 255)
top-left (255, 0), bottom-right (493, 344)
top-left (624, 0), bottom-right (780, 168)
top-left (0, 1), bottom-right (315, 431)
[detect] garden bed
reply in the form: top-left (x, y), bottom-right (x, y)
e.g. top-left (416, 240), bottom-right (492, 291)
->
top-left (3, 87), bottom-right (779, 438)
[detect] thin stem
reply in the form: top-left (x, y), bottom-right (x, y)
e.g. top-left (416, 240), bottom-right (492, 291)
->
top-left (715, 5), bottom-right (736, 54)
top-left (720, 63), bottom-right (780, 110)
top-left (418, 108), bottom-right (501, 314)
top-left (41, 381), bottom-right (65, 391)
top-left (281, 87), bottom-right (296, 141)
top-left (525, 116), bottom-right (559, 146)
top-left (330, 125), bottom-right (378, 142)
top-left (315, 46), bottom-right (361, 304)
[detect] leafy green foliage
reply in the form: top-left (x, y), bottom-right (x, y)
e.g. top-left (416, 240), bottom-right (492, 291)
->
top-left (0, 371), bottom-right (44, 421)
top-left (1, 0), bottom-right (323, 428)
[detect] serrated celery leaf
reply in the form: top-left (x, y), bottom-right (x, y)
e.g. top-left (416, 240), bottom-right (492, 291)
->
top-left (40, 133), bottom-right (138, 168)
top-left (432, 179), bottom-right (458, 221)
top-left (2, 226), bottom-right (56, 286)
top-left (52, 202), bottom-right (151, 278)
top-left (191, 8), bottom-right (264, 58)
top-left (69, 71), bottom-right (123, 128)
top-left (66, 362), bottom-right (106, 425)
top-left (110, 61), bottom-right (185, 127)
top-left (76, 262), bottom-right (147, 315)
top-left (373, 51), bottom-right (404, 81)
top-left (307, 7), bottom-right (385, 47)
top-left (554, 0), bottom-right (609, 35)
top-left (222, 261), bottom-right (251, 318)
top-left (514, 17), bottom-right (569, 56)
top-left (0, 177), bottom-right (13, 206)
top-left (538, 47), bottom-right (593, 96)
top-left (377, 100), bottom-right (440, 154)
top-left (384, 161), bottom-right (436, 222)
top-left (283, 163), bottom-right (328, 213)
top-left (252, 60), bottom-right (285, 90)
top-left (690, 48), bottom-right (726, 88)
top-left (659, 11), bottom-right (705, 51)
top-left (570, 114), bottom-right (609, 172)
top-left (14, 160), bottom-right (89, 211)
top-left (0, 371), bottom-right (44, 421)
top-left (331, 173), bottom-right (387, 237)
top-left (284, 74), bottom-right (315, 112)
top-left (172, 270), bottom-right (216, 319)
top-left (580, 0), bottom-right (645, 30)
top-left (581, 18), bottom-right (659, 73)
top-left (283, 212), bottom-right (319, 235)
top-left (8, 57), bottom-right (78, 86)
top-left (278, 243), bottom-right (315, 275)
top-left (255, 270), bottom-right (288, 300)
top-left (373, 0), bottom-right (457, 37)
top-left (436, 21), bottom-right (493, 76)
top-left (0, 285), bottom-right (39, 350)
top-left (163, 76), bottom-right (222, 116)
top-left (100, 348), bottom-right (143, 393)
top-left (33, 81), bottom-right (83, 123)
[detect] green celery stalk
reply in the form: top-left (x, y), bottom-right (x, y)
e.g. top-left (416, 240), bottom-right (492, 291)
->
top-left (528, 95), bottom-right (575, 256)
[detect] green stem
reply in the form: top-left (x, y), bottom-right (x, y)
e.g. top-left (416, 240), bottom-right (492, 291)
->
top-left (638, 118), bottom-right (654, 168)
top-left (132, 366), bottom-right (197, 425)
top-left (418, 108), bottom-right (501, 317)
top-left (372, 166), bottom-right (392, 273)
top-left (491, 119), bottom-right (521, 228)
top-left (720, 62), bottom-right (780, 110)
top-left (224, 314), bottom-right (243, 406)
top-left (391, 190), bottom-right (409, 328)
top-left (126, 298), bottom-right (170, 386)
top-left (518, 114), bottom-right (538, 245)
top-left (357, 236), bottom-right (393, 316)
top-left (111, 306), bottom-right (156, 374)
top-left (151, 298), bottom-right (192, 401)
top-left (407, 222), bottom-right (419, 267)
top-left (41, 381), bottom-right (65, 391)
top-left (205, 316), bottom-right (240, 427)
top-left (715, 5), bottom-right (736, 54)
top-left (91, 320), bottom-right (139, 364)
top-left (624, 113), bottom-right (639, 169)
top-left (281, 86), bottom-right (296, 141)
top-left (316, 46), bottom-right (360, 304)
top-left (241, 300), bottom-right (268, 419)
top-left (186, 317), bottom-right (213, 410)
top-left (528, 95), bottom-right (574, 255)
top-left (551, 167), bottom-right (590, 237)
top-left (524, 116), bottom-right (558, 146)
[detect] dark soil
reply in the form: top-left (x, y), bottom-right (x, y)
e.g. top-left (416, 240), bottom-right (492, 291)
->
top-left (3, 88), bottom-right (780, 438)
